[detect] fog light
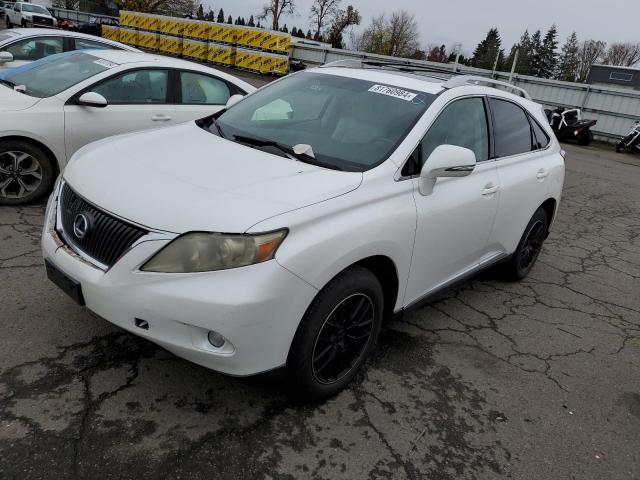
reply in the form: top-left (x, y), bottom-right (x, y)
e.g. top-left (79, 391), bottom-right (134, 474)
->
top-left (207, 331), bottom-right (226, 348)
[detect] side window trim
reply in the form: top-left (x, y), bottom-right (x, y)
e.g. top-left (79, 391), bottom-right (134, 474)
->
top-left (69, 67), bottom-right (171, 105)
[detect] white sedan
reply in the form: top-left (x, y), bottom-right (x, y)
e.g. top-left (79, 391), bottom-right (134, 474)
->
top-left (0, 49), bottom-right (256, 204)
top-left (0, 28), bottom-right (138, 69)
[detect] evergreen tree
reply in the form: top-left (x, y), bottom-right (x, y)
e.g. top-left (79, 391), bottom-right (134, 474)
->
top-left (248, 15), bottom-right (255, 27)
top-left (557, 32), bottom-right (580, 81)
top-left (306, 29), bottom-right (312, 39)
top-left (196, 4), bottom-right (204, 19)
top-left (227, 15), bottom-right (233, 24)
top-left (471, 28), bottom-right (504, 70)
top-left (206, 10), bottom-right (214, 21)
top-left (257, 21), bottom-right (262, 28)
top-left (539, 24), bottom-right (559, 78)
top-left (528, 30), bottom-right (543, 76)
top-left (217, 8), bottom-right (224, 23)
top-left (281, 24), bottom-right (289, 33)
top-left (291, 27), bottom-right (298, 36)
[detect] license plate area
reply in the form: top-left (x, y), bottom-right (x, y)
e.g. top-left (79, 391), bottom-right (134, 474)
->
top-left (45, 260), bottom-right (85, 305)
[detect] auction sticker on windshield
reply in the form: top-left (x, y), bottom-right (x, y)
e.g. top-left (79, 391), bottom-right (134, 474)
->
top-left (368, 84), bottom-right (418, 102)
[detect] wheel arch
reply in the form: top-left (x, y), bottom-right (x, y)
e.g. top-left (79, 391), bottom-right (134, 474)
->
top-left (311, 255), bottom-right (400, 322)
top-left (539, 198), bottom-right (557, 236)
top-left (0, 135), bottom-right (60, 178)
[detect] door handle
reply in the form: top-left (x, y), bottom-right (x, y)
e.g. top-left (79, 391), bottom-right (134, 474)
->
top-left (481, 185), bottom-right (499, 196)
top-left (536, 169), bottom-right (548, 180)
top-left (151, 114), bottom-right (172, 122)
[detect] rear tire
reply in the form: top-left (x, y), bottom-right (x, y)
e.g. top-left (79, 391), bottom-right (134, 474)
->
top-left (500, 208), bottom-right (549, 282)
top-left (616, 142), bottom-right (625, 153)
top-left (577, 130), bottom-right (593, 146)
top-left (0, 140), bottom-right (55, 206)
top-left (286, 266), bottom-right (384, 402)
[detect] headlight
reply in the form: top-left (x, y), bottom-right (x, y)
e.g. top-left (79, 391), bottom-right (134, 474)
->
top-left (141, 230), bottom-right (288, 273)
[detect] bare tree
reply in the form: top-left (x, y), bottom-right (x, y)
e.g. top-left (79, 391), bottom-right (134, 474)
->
top-left (309, 0), bottom-right (340, 40)
top-left (356, 10), bottom-right (420, 58)
top-left (576, 39), bottom-right (607, 82)
top-left (426, 44), bottom-right (447, 63)
top-left (326, 5), bottom-right (360, 49)
top-left (258, 0), bottom-right (296, 31)
top-left (602, 42), bottom-right (640, 67)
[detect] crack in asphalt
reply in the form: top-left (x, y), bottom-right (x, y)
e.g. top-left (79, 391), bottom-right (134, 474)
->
top-left (1, 145), bottom-right (639, 479)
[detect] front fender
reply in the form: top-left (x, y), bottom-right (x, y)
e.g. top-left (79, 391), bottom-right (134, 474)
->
top-left (249, 167), bottom-right (417, 312)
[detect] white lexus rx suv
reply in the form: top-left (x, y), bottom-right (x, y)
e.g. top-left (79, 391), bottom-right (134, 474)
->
top-left (42, 61), bottom-right (565, 401)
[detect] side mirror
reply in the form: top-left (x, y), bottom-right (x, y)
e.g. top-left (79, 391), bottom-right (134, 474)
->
top-left (0, 51), bottom-right (14, 64)
top-left (77, 91), bottom-right (108, 108)
top-left (419, 145), bottom-right (476, 196)
top-left (226, 94), bottom-right (244, 109)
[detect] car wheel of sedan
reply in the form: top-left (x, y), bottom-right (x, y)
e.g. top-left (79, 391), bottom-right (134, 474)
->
top-left (287, 266), bottom-right (383, 402)
top-left (0, 140), bottom-right (54, 205)
top-left (501, 208), bottom-right (548, 281)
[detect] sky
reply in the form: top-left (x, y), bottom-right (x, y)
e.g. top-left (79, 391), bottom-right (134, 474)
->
top-left (204, 0), bottom-right (639, 55)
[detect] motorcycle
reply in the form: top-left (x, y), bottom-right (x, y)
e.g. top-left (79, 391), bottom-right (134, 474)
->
top-left (616, 120), bottom-right (640, 154)
top-left (545, 107), bottom-right (597, 146)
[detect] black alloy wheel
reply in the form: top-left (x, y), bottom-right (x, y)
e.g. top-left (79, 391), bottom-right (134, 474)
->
top-left (311, 293), bottom-right (375, 385)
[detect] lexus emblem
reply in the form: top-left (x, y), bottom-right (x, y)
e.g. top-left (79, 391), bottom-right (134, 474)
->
top-left (73, 213), bottom-right (91, 240)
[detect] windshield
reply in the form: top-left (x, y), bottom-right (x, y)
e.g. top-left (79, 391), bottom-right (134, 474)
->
top-left (21, 4), bottom-right (49, 13)
top-left (214, 72), bottom-right (435, 171)
top-left (0, 51), bottom-right (113, 97)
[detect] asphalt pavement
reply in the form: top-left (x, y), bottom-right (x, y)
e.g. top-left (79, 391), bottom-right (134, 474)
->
top-left (1, 142), bottom-right (639, 479)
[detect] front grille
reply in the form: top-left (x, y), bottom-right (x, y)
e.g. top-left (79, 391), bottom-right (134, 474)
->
top-left (33, 15), bottom-right (53, 25)
top-left (58, 183), bottom-right (148, 268)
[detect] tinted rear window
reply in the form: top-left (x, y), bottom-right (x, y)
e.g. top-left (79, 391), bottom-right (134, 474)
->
top-left (490, 98), bottom-right (533, 158)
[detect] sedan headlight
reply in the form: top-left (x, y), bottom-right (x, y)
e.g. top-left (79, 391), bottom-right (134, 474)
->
top-left (141, 230), bottom-right (288, 273)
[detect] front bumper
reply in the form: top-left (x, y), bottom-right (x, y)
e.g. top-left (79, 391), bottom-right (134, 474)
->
top-left (41, 193), bottom-right (318, 376)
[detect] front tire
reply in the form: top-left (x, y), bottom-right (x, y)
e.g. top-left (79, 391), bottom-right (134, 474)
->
top-left (287, 266), bottom-right (383, 402)
top-left (500, 208), bottom-right (549, 281)
top-left (6, 17), bottom-right (11, 28)
top-left (0, 140), bottom-right (55, 205)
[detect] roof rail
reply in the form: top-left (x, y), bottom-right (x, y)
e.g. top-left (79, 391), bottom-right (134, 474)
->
top-left (443, 75), bottom-right (532, 100)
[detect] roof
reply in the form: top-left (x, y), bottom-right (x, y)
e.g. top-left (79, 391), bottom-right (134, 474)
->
top-left (313, 63), bottom-right (533, 101)
top-left (315, 66), bottom-right (446, 95)
top-left (591, 63), bottom-right (640, 72)
top-left (0, 28), bottom-right (139, 51)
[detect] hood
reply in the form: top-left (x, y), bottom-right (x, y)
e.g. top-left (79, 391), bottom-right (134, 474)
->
top-left (0, 84), bottom-right (41, 111)
top-left (64, 122), bottom-right (363, 233)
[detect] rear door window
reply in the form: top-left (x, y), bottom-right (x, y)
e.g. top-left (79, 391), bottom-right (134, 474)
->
top-left (489, 98), bottom-right (533, 158)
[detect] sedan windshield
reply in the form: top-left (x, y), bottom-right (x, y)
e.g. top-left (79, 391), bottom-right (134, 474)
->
top-left (0, 51), bottom-right (113, 98)
top-left (22, 4), bottom-right (49, 13)
top-left (213, 72), bottom-right (435, 171)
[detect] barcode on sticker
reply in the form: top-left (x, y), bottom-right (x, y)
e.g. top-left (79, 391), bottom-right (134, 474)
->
top-left (93, 59), bottom-right (118, 69)
top-left (368, 84), bottom-right (418, 101)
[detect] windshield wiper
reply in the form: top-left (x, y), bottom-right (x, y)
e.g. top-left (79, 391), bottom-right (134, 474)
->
top-left (233, 134), bottom-right (344, 171)
top-left (0, 79), bottom-right (16, 89)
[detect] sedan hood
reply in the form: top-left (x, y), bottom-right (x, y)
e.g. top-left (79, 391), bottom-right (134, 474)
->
top-left (0, 85), bottom-right (41, 112)
top-left (64, 122), bottom-right (363, 233)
